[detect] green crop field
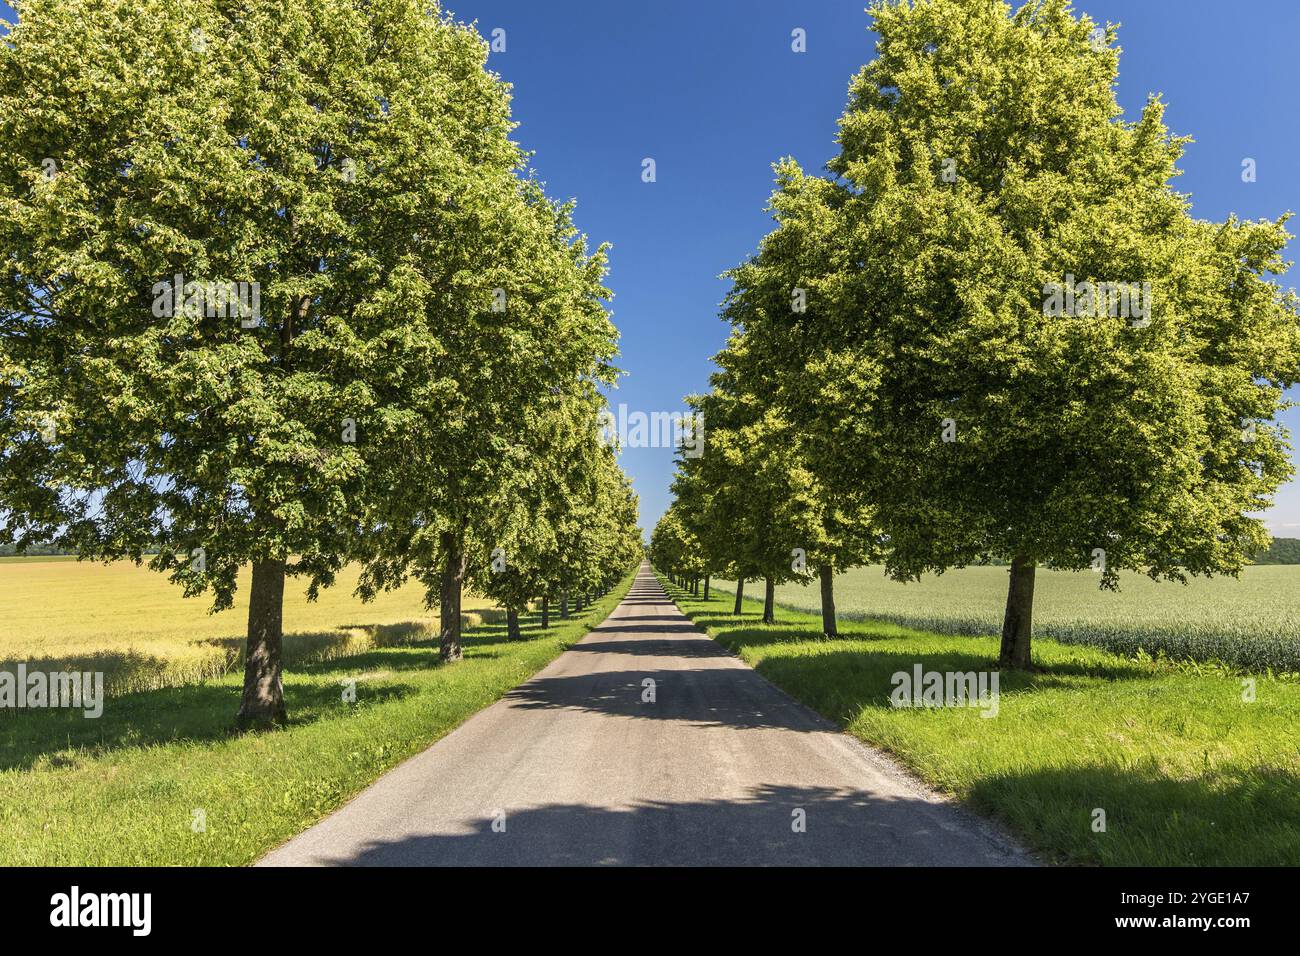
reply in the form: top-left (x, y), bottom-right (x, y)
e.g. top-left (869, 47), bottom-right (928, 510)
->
top-left (717, 565), bottom-right (1300, 673)
top-left (0, 557), bottom-right (497, 696)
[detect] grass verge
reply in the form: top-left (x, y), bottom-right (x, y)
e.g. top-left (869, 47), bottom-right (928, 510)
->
top-left (0, 572), bottom-right (635, 865)
top-left (659, 574), bottom-right (1300, 866)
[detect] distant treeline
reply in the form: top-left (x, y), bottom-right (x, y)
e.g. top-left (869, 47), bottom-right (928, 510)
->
top-left (1253, 537), bottom-right (1300, 565)
top-left (0, 543), bottom-right (73, 556)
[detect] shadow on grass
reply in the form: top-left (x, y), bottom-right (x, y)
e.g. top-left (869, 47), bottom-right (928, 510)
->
top-left (964, 763), bottom-right (1300, 866)
top-left (733, 647), bottom-right (1152, 731)
top-left (0, 675), bottom-right (421, 773)
top-left (661, 593), bottom-right (1157, 731)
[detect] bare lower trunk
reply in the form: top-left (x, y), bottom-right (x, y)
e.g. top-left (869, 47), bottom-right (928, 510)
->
top-left (819, 564), bottom-right (837, 637)
top-left (507, 606), bottom-right (521, 641)
top-left (999, 555), bottom-right (1036, 669)
top-left (763, 576), bottom-right (775, 625)
top-left (733, 579), bottom-right (745, 615)
top-left (541, 595), bottom-right (550, 629)
top-left (236, 558), bottom-right (287, 729)
top-left (703, 575), bottom-right (710, 600)
top-left (561, 591), bottom-right (570, 619)
top-left (439, 531), bottom-right (467, 662)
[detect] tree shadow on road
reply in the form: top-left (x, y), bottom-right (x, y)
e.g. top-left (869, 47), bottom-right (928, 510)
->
top-left (502, 662), bottom-right (832, 732)
top-left (296, 781), bottom-right (1031, 867)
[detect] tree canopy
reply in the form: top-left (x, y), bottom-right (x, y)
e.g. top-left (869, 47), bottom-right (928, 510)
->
top-left (0, 0), bottom-right (641, 724)
top-left (655, 0), bottom-right (1300, 667)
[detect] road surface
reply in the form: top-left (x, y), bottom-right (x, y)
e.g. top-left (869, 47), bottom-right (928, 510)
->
top-left (258, 563), bottom-right (1031, 866)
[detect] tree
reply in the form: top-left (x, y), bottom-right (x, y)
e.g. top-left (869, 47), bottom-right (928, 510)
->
top-left (0, 0), bottom-right (607, 723)
top-left (665, 369), bottom-right (823, 625)
top-left (350, 173), bottom-right (622, 661)
top-left (468, 394), bottom-right (641, 641)
top-left (799, 0), bottom-right (1300, 667)
top-left (718, 164), bottom-right (885, 636)
top-left (649, 503), bottom-right (701, 588)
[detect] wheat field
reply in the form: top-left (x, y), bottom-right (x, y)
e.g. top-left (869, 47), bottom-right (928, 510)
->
top-left (0, 557), bottom-right (496, 695)
top-left (718, 565), bottom-right (1300, 673)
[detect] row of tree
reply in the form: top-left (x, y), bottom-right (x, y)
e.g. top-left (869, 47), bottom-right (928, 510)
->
top-left (653, 0), bottom-right (1299, 668)
top-left (0, 0), bottom-right (641, 726)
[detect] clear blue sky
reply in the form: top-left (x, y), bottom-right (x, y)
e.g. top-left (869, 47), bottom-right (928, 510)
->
top-left (443, 0), bottom-right (1300, 536)
top-left (5, 0), bottom-right (1298, 536)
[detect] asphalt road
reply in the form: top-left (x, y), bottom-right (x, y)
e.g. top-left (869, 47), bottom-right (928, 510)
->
top-left (258, 563), bottom-right (1031, 866)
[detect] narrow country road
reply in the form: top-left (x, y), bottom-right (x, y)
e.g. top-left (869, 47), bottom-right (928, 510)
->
top-left (259, 563), bottom-right (1031, 866)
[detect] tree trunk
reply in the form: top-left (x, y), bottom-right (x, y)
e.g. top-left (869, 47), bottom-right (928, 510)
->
top-left (561, 591), bottom-right (570, 619)
top-left (703, 575), bottom-right (710, 600)
top-left (541, 595), bottom-right (550, 629)
top-left (819, 563), bottom-right (837, 637)
top-left (236, 558), bottom-right (287, 728)
top-left (762, 576), bottom-right (775, 625)
top-left (439, 531), bottom-right (467, 662)
top-left (733, 579), bottom-right (745, 615)
top-left (507, 606), bottom-right (521, 641)
top-left (999, 555), bottom-right (1036, 669)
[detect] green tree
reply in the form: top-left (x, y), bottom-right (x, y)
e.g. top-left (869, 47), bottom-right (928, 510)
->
top-left (668, 369), bottom-right (824, 624)
top-left (0, 0), bottom-right (601, 722)
top-left (649, 503), bottom-right (699, 588)
top-left (718, 165), bottom-right (885, 635)
top-left (467, 394), bottom-right (640, 640)
top-left (351, 181), bottom-right (621, 661)
top-left (802, 0), bottom-right (1300, 667)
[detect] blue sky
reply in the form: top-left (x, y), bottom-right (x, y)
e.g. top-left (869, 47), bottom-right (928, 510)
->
top-left (5, 0), bottom-right (1298, 536)
top-left (444, 0), bottom-right (1300, 535)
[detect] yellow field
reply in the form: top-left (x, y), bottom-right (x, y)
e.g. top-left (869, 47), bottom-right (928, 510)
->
top-left (0, 557), bottom-right (496, 695)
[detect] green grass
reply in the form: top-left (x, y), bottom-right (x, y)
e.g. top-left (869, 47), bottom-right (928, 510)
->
top-left (0, 557), bottom-right (498, 696)
top-left (0, 573), bottom-right (634, 866)
top-left (716, 565), bottom-right (1300, 673)
top-left (662, 574), bottom-right (1300, 866)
